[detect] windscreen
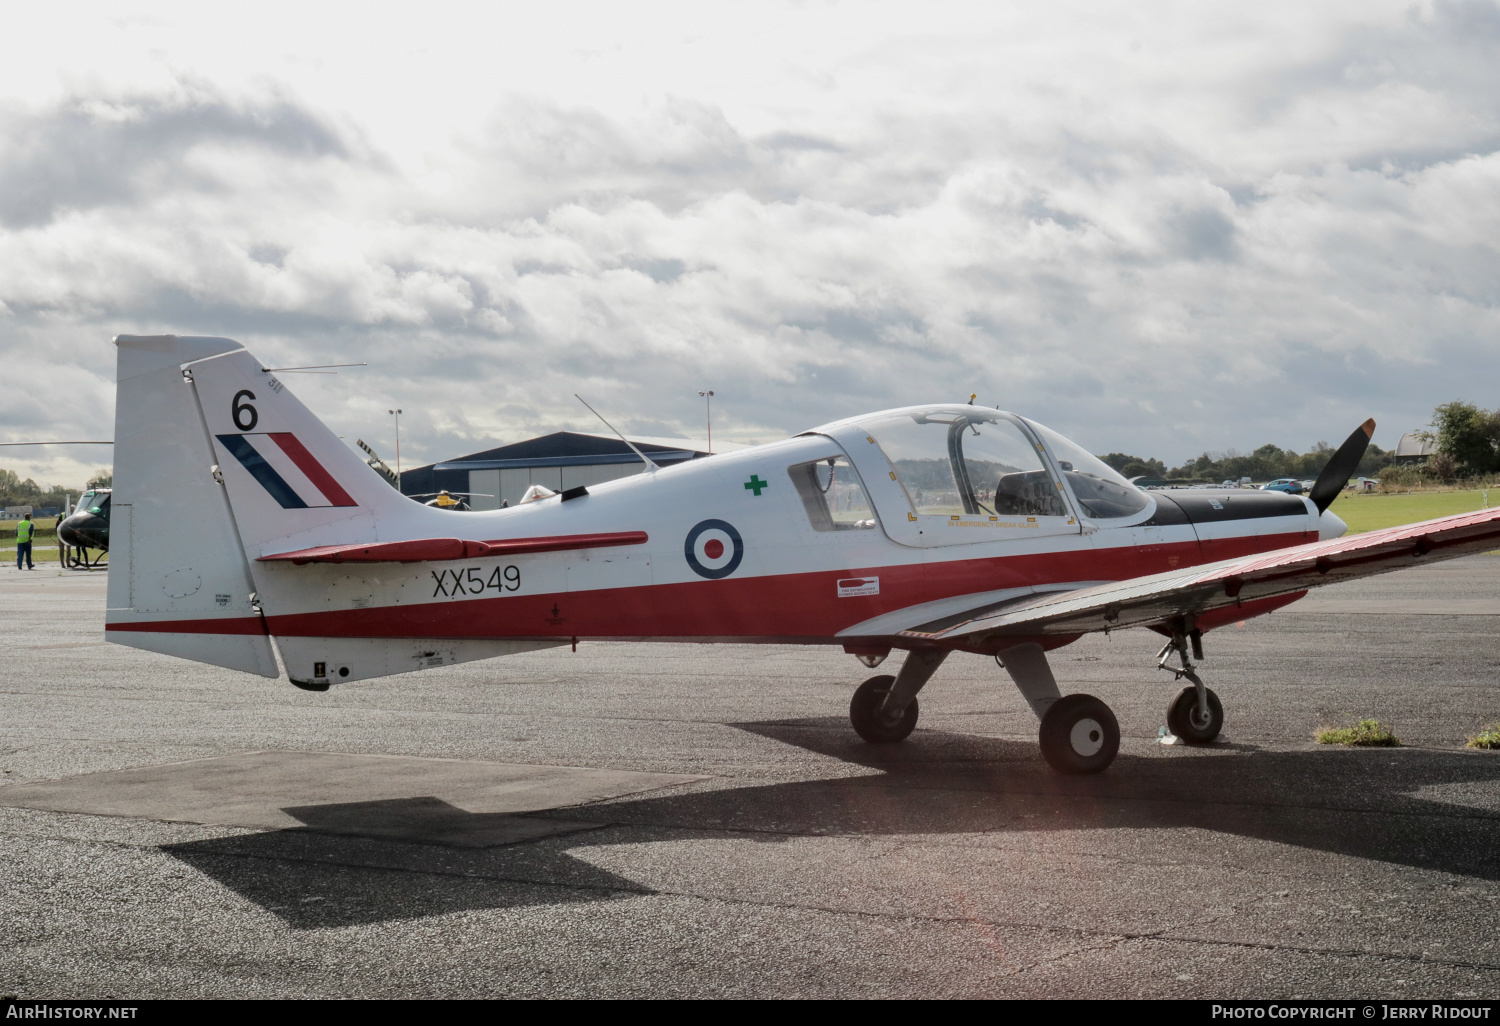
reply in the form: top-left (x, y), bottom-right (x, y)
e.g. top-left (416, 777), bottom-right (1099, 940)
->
top-left (862, 410), bottom-right (1067, 518)
top-left (1023, 420), bottom-right (1152, 520)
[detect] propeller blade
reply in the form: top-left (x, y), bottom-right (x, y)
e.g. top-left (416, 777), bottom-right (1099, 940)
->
top-left (1307, 418), bottom-right (1375, 513)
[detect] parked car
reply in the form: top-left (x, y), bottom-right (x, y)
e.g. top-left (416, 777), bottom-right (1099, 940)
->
top-left (1261, 478), bottom-right (1305, 494)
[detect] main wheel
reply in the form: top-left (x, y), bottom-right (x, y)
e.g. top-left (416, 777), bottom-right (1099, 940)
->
top-left (849, 674), bottom-right (918, 744)
top-left (1038, 694), bottom-right (1120, 774)
top-left (1166, 685), bottom-right (1223, 744)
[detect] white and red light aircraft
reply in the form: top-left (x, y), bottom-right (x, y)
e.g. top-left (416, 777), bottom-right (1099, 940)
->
top-left (106, 335), bottom-right (1500, 774)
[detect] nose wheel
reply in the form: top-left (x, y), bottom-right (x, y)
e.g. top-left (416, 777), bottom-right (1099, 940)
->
top-left (1038, 694), bottom-right (1120, 774)
top-left (1157, 623), bottom-right (1224, 744)
top-left (1166, 685), bottom-right (1223, 743)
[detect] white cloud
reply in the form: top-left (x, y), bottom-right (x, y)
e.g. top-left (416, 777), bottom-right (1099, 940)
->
top-left (1, 0), bottom-right (1498, 487)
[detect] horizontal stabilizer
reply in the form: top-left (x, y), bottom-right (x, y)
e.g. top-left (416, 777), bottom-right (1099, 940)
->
top-left (260, 531), bottom-right (649, 565)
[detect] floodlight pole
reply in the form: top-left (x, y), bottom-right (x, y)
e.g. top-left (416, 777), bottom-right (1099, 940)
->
top-left (699, 390), bottom-right (714, 454)
top-left (388, 409), bottom-right (403, 486)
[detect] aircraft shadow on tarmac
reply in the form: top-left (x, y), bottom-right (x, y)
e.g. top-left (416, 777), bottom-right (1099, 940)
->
top-left (162, 796), bottom-right (650, 930)
top-left (161, 721), bottom-right (1500, 930)
top-left (720, 719), bottom-right (1500, 878)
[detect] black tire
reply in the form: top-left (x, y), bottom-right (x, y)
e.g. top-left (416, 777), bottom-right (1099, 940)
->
top-left (849, 674), bottom-right (918, 744)
top-left (1166, 685), bottom-right (1223, 744)
top-left (1038, 693), bottom-right (1120, 774)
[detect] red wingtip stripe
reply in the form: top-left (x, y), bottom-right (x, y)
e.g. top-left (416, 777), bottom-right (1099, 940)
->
top-left (268, 433), bottom-right (357, 507)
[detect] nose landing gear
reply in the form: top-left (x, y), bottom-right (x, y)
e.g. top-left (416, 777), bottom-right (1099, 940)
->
top-left (1166, 685), bottom-right (1223, 742)
top-left (1158, 624), bottom-right (1223, 744)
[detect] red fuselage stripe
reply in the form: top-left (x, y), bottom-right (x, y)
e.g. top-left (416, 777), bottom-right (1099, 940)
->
top-left (259, 531), bottom-right (1308, 640)
top-left (268, 432), bottom-right (357, 507)
top-left (112, 531), bottom-right (1313, 640)
top-left (107, 617), bottom-right (268, 635)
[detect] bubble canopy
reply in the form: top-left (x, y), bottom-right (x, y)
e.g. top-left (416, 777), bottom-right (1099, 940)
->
top-left (832, 405), bottom-right (1152, 523)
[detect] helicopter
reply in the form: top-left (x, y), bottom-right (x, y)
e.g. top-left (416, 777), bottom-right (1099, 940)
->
top-left (0, 440), bottom-right (114, 570)
top-left (57, 487), bottom-right (112, 569)
top-left (104, 334), bottom-right (1500, 776)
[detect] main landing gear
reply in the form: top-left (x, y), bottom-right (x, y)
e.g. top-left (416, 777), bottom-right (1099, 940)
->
top-left (849, 675), bottom-right (917, 743)
top-left (845, 629), bottom-right (1225, 774)
top-left (845, 644), bottom-right (1125, 775)
top-left (997, 641), bottom-right (1121, 774)
top-left (849, 649), bottom-right (947, 744)
top-left (1038, 694), bottom-right (1120, 775)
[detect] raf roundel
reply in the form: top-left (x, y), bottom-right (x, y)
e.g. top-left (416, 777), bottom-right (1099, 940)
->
top-left (684, 519), bottom-right (744, 580)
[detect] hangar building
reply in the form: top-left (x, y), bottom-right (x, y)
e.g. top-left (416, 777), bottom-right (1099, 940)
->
top-left (1394, 432), bottom-right (1438, 464)
top-left (400, 432), bottom-right (718, 509)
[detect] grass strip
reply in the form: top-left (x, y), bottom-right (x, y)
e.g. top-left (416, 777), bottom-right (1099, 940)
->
top-left (1315, 718), bottom-right (1401, 747)
top-left (1466, 725), bottom-right (1500, 750)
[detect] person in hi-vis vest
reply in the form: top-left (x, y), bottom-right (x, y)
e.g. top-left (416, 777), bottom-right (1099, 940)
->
top-left (15, 513), bottom-right (35, 570)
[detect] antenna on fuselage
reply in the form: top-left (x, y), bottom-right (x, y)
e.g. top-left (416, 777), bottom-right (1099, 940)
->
top-left (573, 395), bottom-right (661, 472)
top-left (260, 363), bottom-right (368, 374)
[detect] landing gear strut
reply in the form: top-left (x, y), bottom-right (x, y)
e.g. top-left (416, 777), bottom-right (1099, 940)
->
top-left (1157, 624), bottom-right (1223, 744)
top-left (998, 641), bottom-right (1121, 774)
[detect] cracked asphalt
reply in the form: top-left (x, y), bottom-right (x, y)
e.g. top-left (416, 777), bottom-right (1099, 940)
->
top-left (2, 556), bottom-right (1499, 999)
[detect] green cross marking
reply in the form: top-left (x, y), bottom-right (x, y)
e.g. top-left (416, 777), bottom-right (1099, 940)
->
top-left (744, 474), bottom-right (768, 496)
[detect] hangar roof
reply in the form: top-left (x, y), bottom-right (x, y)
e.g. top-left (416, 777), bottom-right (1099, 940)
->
top-left (412, 431), bottom-right (719, 474)
top-left (1394, 432), bottom-right (1438, 458)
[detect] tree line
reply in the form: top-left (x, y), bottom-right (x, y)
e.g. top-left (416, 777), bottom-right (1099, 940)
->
top-left (1101, 400), bottom-right (1500, 487)
top-left (1098, 444), bottom-right (1391, 484)
top-left (1421, 401), bottom-right (1500, 480)
top-left (0, 467), bottom-right (111, 512)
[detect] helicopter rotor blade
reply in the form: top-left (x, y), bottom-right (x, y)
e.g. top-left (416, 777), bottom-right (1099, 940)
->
top-left (1307, 419), bottom-right (1376, 514)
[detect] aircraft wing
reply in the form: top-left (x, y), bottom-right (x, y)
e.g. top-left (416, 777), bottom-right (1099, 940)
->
top-left (894, 507), bottom-right (1500, 644)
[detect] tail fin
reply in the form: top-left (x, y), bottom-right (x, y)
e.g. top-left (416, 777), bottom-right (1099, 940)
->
top-left (106, 335), bottom-right (278, 676)
top-left (105, 335), bottom-right (412, 678)
top-left (184, 343), bottom-right (408, 553)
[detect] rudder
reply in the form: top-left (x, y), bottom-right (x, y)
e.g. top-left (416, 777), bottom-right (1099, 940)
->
top-left (105, 335), bottom-right (279, 677)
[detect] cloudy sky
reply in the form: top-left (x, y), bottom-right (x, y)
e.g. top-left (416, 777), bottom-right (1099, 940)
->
top-left (2, 1), bottom-right (1498, 485)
